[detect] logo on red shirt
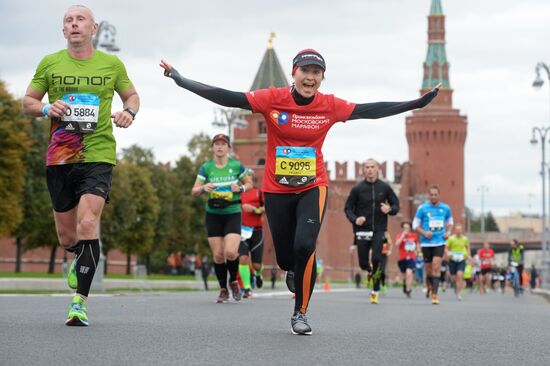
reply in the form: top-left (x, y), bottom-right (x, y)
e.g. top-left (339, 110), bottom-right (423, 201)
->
top-left (270, 110), bottom-right (289, 125)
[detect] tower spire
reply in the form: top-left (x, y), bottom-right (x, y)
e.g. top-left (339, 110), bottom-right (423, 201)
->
top-left (423, 0), bottom-right (449, 90)
top-left (430, 0), bottom-right (443, 15)
top-left (250, 32), bottom-right (289, 91)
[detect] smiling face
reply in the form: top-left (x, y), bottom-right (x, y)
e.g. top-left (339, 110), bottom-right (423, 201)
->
top-left (292, 65), bottom-right (324, 98)
top-left (62, 6), bottom-right (97, 47)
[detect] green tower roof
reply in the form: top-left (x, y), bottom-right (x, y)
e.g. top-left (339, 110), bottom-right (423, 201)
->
top-left (422, 0), bottom-right (450, 89)
top-left (250, 33), bottom-right (289, 91)
top-left (430, 0), bottom-right (443, 15)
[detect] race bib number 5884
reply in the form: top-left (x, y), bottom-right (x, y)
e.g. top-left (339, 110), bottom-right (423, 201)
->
top-left (61, 93), bottom-right (100, 134)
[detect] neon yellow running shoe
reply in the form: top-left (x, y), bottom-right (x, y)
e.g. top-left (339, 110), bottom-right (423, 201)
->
top-left (67, 257), bottom-right (78, 290)
top-left (370, 291), bottom-right (379, 304)
top-left (65, 295), bottom-right (88, 326)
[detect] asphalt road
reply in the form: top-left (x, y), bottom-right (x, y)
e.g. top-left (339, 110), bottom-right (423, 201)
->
top-left (1, 287), bottom-right (549, 366)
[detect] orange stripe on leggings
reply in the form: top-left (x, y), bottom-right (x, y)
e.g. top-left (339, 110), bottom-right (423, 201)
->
top-left (318, 186), bottom-right (327, 222)
top-left (300, 251), bottom-right (316, 313)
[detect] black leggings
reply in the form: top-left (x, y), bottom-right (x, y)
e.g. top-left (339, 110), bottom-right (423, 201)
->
top-left (356, 231), bottom-right (385, 291)
top-left (264, 186), bottom-right (327, 314)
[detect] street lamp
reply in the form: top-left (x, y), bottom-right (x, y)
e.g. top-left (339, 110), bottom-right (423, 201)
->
top-left (93, 21), bottom-right (121, 53)
top-left (211, 108), bottom-right (248, 154)
top-left (477, 185), bottom-right (488, 234)
top-left (531, 126), bottom-right (550, 289)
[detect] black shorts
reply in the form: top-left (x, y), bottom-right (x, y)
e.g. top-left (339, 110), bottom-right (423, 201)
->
top-left (421, 245), bottom-right (445, 263)
top-left (481, 268), bottom-right (492, 275)
top-left (238, 229), bottom-right (264, 264)
top-left (398, 259), bottom-right (416, 273)
top-left (449, 260), bottom-right (466, 275)
top-left (205, 212), bottom-right (241, 237)
top-left (46, 162), bottom-right (113, 212)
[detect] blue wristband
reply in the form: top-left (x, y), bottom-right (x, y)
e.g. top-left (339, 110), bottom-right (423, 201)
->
top-left (42, 103), bottom-right (52, 117)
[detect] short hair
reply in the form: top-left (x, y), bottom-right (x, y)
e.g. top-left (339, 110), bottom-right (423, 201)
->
top-left (429, 184), bottom-right (440, 192)
top-left (365, 158), bottom-right (379, 167)
top-left (64, 5), bottom-right (96, 22)
top-left (400, 220), bottom-right (412, 228)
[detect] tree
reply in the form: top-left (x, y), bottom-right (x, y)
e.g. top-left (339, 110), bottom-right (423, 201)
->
top-left (464, 207), bottom-right (499, 233)
top-left (187, 132), bottom-right (212, 166)
top-left (101, 160), bottom-right (160, 274)
top-left (149, 163), bottom-right (177, 273)
top-left (0, 80), bottom-right (31, 236)
top-left (101, 160), bottom-right (136, 273)
top-left (15, 118), bottom-right (58, 273)
top-left (120, 144), bottom-right (155, 167)
top-left (485, 211), bottom-right (500, 232)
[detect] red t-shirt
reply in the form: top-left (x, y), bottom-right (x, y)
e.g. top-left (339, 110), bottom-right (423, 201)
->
top-left (397, 232), bottom-right (418, 261)
top-left (241, 188), bottom-right (263, 228)
top-left (477, 248), bottom-right (495, 270)
top-left (245, 87), bottom-right (355, 193)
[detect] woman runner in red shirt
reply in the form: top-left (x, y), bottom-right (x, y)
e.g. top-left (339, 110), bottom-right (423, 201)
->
top-left (160, 49), bottom-right (440, 335)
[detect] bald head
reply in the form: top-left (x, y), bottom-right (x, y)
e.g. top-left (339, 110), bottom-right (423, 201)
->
top-left (64, 5), bottom-right (95, 23)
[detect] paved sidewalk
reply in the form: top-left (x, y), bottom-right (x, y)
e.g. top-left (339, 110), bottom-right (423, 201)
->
top-left (0, 277), bottom-right (215, 291)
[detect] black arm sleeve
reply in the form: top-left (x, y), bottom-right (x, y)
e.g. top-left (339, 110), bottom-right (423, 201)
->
top-left (344, 187), bottom-right (358, 224)
top-left (167, 68), bottom-right (252, 110)
top-left (348, 88), bottom-right (439, 120)
top-left (387, 187), bottom-right (400, 216)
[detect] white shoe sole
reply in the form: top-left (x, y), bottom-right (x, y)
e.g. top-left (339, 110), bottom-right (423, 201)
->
top-left (291, 328), bottom-right (312, 335)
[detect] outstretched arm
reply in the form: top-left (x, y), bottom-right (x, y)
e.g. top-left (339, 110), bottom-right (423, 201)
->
top-left (348, 83), bottom-right (441, 120)
top-left (160, 59), bottom-right (252, 110)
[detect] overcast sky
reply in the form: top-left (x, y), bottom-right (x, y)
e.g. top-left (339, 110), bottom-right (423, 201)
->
top-left (1, 0), bottom-right (549, 217)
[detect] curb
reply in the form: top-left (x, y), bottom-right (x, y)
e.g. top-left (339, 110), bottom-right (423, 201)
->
top-left (532, 288), bottom-right (550, 303)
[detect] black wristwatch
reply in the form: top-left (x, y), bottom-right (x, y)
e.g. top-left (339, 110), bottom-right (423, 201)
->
top-left (124, 107), bottom-right (137, 120)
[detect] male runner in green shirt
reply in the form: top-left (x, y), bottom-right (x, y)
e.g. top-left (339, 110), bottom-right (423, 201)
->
top-left (23, 5), bottom-right (140, 326)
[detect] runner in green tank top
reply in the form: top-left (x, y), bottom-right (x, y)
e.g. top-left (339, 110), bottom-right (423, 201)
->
top-left (22, 5), bottom-right (140, 326)
top-left (192, 134), bottom-right (252, 303)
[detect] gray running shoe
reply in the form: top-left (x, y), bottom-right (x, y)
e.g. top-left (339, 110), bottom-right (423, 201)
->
top-left (286, 270), bottom-right (295, 293)
top-left (216, 288), bottom-right (229, 303)
top-left (291, 312), bottom-right (312, 335)
top-left (229, 281), bottom-right (242, 301)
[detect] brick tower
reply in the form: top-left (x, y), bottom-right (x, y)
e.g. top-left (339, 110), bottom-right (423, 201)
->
top-left (233, 32), bottom-right (288, 169)
top-left (405, 0), bottom-right (468, 221)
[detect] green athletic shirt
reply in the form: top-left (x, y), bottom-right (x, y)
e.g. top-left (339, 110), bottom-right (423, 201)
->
top-left (196, 159), bottom-right (247, 215)
top-left (464, 264), bottom-right (473, 279)
top-left (446, 234), bottom-right (470, 258)
top-left (29, 49), bottom-right (133, 166)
